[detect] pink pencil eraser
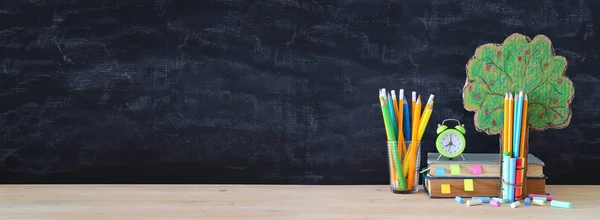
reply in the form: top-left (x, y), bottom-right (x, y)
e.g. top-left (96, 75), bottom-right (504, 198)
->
top-left (490, 200), bottom-right (501, 207)
top-left (528, 194), bottom-right (554, 201)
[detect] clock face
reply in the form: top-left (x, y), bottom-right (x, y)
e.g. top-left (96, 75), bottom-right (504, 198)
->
top-left (436, 129), bottom-right (466, 158)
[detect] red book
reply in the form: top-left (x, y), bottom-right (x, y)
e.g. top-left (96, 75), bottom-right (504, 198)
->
top-left (515, 157), bottom-right (524, 200)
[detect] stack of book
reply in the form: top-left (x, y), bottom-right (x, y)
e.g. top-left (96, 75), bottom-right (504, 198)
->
top-left (423, 153), bottom-right (546, 198)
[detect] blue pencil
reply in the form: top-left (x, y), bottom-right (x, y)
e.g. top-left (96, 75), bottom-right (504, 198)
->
top-left (501, 152), bottom-right (510, 201)
top-left (387, 93), bottom-right (398, 139)
top-left (512, 91), bottom-right (518, 157)
top-left (508, 157), bottom-right (517, 202)
top-left (403, 96), bottom-right (411, 142)
top-left (513, 90), bottom-right (523, 158)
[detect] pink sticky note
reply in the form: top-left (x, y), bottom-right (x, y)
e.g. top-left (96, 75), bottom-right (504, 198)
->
top-left (471, 165), bottom-right (482, 175)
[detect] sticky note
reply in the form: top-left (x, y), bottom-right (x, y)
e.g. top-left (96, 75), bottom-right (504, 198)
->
top-left (441, 184), bottom-right (451, 194)
top-left (464, 179), bottom-right (474, 191)
top-left (471, 165), bottom-right (482, 175)
top-left (450, 164), bottom-right (460, 175)
top-left (435, 168), bottom-right (446, 176)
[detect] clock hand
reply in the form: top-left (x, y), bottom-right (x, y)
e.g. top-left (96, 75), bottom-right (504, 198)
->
top-left (445, 142), bottom-right (452, 147)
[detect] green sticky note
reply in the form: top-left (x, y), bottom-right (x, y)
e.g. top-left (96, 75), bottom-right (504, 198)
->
top-left (450, 164), bottom-right (460, 175)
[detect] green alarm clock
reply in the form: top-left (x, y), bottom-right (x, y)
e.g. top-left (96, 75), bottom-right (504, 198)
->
top-left (435, 119), bottom-right (466, 160)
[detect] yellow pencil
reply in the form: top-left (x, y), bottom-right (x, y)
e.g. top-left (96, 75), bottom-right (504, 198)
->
top-left (417, 95), bottom-right (435, 140)
top-left (507, 93), bottom-right (514, 155)
top-left (503, 92), bottom-right (509, 152)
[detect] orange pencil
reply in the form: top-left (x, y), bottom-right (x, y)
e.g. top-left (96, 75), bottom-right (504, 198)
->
top-left (412, 95), bottom-right (422, 155)
top-left (397, 90), bottom-right (406, 158)
top-left (407, 95), bottom-right (425, 189)
top-left (519, 94), bottom-right (528, 158)
top-left (515, 93), bottom-right (528, 200)
top-left (403, 95), bottom-right (419, 172)
top-left (503, 92), bottom-right (509, 152)
top-left (392, 90), bottom-right (400, 127)
top-left (391, 90), bottom-right (401, 157)
top-left (507, 93), bottom-right (514, 155)
top-left (403, 96), bottom-right (421, 185)
top-left (411, 91), bottom-right (416, 125)
top-left (414, 95), bottom-right (422, 135)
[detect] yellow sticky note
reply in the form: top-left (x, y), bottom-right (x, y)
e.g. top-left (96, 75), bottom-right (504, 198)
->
top-left (450, 164), bottom-right (460, 175)
top-left (464, 179), bottom-right (474, 191)
top-left (441, 184), bottom-right (451, 194)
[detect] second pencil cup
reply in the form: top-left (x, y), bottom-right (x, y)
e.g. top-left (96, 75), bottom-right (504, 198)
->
top-left (387, 141), bottom-right (422, 194)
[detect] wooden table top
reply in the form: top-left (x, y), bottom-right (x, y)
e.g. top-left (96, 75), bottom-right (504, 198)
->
top-left (0, 185), bottom-right (597, 219)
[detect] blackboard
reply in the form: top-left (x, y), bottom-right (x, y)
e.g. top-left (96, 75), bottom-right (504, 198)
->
top-left (1, 0), bottom-right (598, 184)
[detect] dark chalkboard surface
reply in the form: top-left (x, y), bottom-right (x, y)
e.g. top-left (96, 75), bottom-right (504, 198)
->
top-left (1, 0), bottom-right (598, 184)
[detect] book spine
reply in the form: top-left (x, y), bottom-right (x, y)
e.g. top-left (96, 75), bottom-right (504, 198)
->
top-left (425, 176), bottom-right (546, 198)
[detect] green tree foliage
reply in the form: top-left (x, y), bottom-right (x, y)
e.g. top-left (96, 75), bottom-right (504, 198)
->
top-left (463, 33), bottom-right (574, 134)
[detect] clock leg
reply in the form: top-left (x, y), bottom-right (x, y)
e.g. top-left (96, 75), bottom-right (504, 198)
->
top-left (459, 154), bottom-right (465, 160)
top-left (436, 154), bottom-right (443, 161)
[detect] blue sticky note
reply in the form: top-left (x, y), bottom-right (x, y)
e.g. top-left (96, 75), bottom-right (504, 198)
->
top-left (436, 168), bottom-right (446, 176)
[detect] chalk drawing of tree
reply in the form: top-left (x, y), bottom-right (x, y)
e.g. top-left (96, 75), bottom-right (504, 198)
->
top-left (462, 33), bottom-right (574, 135)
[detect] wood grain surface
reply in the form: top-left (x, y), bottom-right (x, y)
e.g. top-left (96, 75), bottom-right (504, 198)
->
top-left (0, 185), bottom-right (597, 219)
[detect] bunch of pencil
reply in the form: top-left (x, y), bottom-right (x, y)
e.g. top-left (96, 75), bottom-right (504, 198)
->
top-left (378, 88), bottom-right (435, 191)
top-left (501, 90), bottom-right (529, 202)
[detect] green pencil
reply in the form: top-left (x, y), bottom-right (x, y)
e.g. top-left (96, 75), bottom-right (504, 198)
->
top-left (380, 89), bottom-right (407, 190)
